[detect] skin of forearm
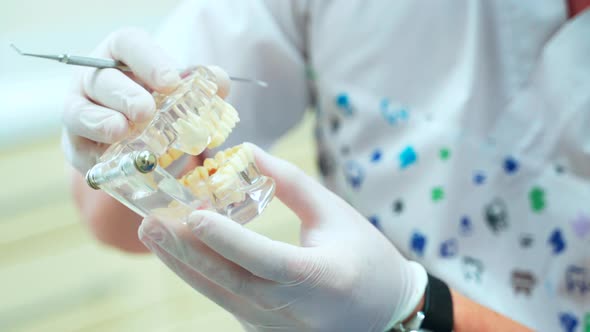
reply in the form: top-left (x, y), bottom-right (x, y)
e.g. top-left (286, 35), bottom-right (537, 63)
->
top-left (451, 289), bottom-right (533, 332)
top-left (401, 288), bottom-right (531, 332)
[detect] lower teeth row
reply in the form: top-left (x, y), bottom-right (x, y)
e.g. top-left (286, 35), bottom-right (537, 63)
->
top-left (179, 144), bottom-right (255, 207)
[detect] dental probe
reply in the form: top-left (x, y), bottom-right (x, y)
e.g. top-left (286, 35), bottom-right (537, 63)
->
top-left (10, 44), bottom-right (268, 88)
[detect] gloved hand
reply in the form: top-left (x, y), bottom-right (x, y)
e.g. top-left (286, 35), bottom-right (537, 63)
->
top-left (138, 143), bottom-right (427, 332)
top-left (62, 27), bottom-right (230, 173)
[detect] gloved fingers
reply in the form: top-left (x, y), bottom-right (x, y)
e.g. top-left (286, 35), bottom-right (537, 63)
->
top-left (186, 210), bottom-right (304, 284)
top-left (394, 261), bottom-right (429, 324)
top-left (61, 129), bottom-right (109, 173)
top-left (141, 215), bottom-right (313, 314)
top-left (140, 234), bottom-right (265, 322)
top-left (139, 216), bottom-right (277, 298)
top-left (245, 143), bottom-right (333, 224)
top-left (206, 65), bottom-right (231, 99)
top-left (98, 27), bottom-right (181, 93)
top-left (81, 68), bottom-right (156, 124)
top-left (63, 94), bottom-right (130, 143)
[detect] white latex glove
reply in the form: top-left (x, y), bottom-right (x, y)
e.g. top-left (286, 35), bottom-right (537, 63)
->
top-left (138, 143), bottom-right (427, 332)
top-left (61, 27), bottom-right (230, 173)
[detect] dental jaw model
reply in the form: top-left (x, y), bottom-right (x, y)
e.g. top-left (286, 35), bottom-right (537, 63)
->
top-left (85, 66), bottom-right (275, 224)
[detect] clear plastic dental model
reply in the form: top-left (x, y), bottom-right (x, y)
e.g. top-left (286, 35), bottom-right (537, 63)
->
top-left (84, 66), bottom-right (275, 224)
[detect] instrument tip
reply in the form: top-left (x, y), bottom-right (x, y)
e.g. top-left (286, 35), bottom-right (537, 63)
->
top-left (9, 43), bottom-right (23, 55)
top-left (229, 76), bottom-right (269, 88)
top-left (256, 80), bottom-right (269, 88)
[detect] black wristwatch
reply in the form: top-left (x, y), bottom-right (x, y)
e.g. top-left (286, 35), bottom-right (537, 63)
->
top-left (391, 273), bottom-right (454, 332)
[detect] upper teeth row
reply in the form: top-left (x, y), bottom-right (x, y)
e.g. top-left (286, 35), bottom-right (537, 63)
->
top-left (158, 93), bottom-right (240, 168)
top-left (172, 94), bottom-right (240, 156)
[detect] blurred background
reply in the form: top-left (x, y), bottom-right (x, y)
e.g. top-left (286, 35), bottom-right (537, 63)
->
top-left (0, 1), bottom-right (315, 331)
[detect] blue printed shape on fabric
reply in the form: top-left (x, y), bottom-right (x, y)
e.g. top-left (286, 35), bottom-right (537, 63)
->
top-left (548, 228), bottom-right (567, 255)
top-left (459, 216), bottom-right (473, 236)
top-left (503, 156), bottom-right (519, 174)
top-left (368, 215), bottom-right (380, 229)
top-left (344, 160), bottom-right (365, 190)
top-left (473, 171), bottom-right (486, 185)
top-left (439, 238), bottom-right (458, 258)
top-left (559, 312), bottom-right (578, 332)
top-left (381, 98), bottom-right (409, 125)
top-left (370, 149), bottom-right (382, 163)
top-left (335, 93), bottom-right (354, 116)
top-left (410, 231), bottom-right (427, 257)
top-left (399, 146), bottom-right (418, 169)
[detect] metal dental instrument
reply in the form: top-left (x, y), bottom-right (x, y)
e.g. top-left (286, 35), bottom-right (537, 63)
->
top-left (10, 44), bottom-right (268, 87)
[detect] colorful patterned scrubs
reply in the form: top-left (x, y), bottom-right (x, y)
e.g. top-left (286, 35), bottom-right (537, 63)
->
top-left (157, 1), bottom-right (590, 330)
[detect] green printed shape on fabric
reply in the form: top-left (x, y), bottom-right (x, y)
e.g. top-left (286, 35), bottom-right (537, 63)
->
top-left (432, 187), bottom-right (445, 202)
top-left (528, 186), bottom-right (546, 213)
top-left (585, 312), bottom-right (590, 332)
top-left (440, 148), bottom-right (451, 161)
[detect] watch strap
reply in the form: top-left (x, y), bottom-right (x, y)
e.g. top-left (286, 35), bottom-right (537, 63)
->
top-left (421, 273), bottom-right (454, 332)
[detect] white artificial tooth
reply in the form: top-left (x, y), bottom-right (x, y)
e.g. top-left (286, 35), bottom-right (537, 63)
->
top-left (198, 106), bottom-right (213, 119)
top-left (208, 136), bottom-right (222, 149)
top-left (159, 153), bottom-right (173, 168)
top-left (244, 145), bottom-right (254, 159)
top-left (193, 75), bottom-right (217, 97)
top-left (203, 111), bottom-right (223, 131)
top-left (209, 135), bottom-right (226, 149)
top-left (187, 91), bottom-right (206, 111)
top-left (203, 158), bottom-right (218, 171)
top-left (217, 191), bottom-right (245, 206)
top-left (186, 110), bottom-right (201, 125)
top-left (169, 149), bottom-right (184, 159)
top-left (194, 115), bottom-right (214, 130)
top-left (222, 104), bottom-right (240, 122)
top-left (213, 105), bottom-right (231, 123)
top-left (235, 151), bottom-right (249, 166)
top-left (178, 118), bottom-right (193, 133)
top-left (209, 103), bottom-right (224, 118)
top-left (225, 154), bottom-right (243, 171)
top-left (212, 179), bottom-right (235, 195)
top-left (203, 118), bottom-right (217, 133)
top-left (199, 173), bottom-right (209, 183)
top-left (214, 121), bottom-right (232, 135)
top-left (199, 96), bottom-right (210, 109)
top-left (174, 118), bottom-right (210, 155)
top-left (221, 113), bottom-right (238, 127)
top-left (219, 114), bottom-right (233, 127)
top-left (202, 79), bottom-right (218, 96)
top-left (214, 151), bottom-right (227, 163)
